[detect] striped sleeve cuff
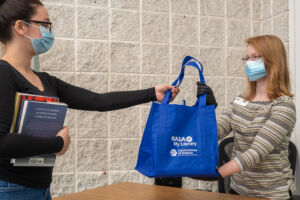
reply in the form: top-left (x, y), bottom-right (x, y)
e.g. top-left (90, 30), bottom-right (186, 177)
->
top-left (233, 157), bottom-right (245, 172)
top-left (233, 147), bottom-right (261, 172)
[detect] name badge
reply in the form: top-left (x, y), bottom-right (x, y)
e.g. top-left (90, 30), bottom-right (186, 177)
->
top-left (234, 97), bottom-right (249, 107)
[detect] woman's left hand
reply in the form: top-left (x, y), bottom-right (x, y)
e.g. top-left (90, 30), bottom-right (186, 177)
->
top-left (155, 85), bottom-right (180, 102)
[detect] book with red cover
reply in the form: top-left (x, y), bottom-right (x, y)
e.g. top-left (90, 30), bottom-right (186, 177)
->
top-left (10, 92), bottom-right (59, 133)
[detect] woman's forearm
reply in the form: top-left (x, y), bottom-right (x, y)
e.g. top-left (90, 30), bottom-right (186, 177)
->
top-left (218, 159), bottom-right (241, 178)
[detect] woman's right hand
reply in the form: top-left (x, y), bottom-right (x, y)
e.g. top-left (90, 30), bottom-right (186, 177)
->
top-left (55, 126), bottom-right (70, 156)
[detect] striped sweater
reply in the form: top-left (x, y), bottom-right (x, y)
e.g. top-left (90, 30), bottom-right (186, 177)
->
top-left (217, 96), bottom-right (296, 200)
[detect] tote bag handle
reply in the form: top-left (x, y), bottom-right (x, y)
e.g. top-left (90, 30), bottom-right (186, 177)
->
top-left (162, 56), bottom-right (206, 107)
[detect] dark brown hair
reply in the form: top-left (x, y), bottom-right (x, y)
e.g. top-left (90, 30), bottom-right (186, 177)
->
top-left (0, 0), bottom-right (43, 44)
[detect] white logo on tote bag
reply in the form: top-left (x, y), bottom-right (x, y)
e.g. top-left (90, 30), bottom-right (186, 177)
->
top-left (170, 149), bottom-right (178, 156)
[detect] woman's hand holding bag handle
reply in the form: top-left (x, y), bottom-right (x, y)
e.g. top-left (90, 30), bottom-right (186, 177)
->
top-left (135, 56), bottom-right (219, 178)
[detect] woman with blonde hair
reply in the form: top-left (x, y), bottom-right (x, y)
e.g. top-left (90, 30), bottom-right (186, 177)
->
top-left (197, 35), bottom-right (296, 200)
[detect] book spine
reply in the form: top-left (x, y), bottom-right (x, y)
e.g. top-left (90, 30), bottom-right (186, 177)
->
top-left (10, 94), bottom-right (21, 133)
top-left (17, 100), bottom-right (28, 134)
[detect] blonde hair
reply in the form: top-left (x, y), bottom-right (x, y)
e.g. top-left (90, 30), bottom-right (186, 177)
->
top-left (244, 35), bottom-right (293, 101)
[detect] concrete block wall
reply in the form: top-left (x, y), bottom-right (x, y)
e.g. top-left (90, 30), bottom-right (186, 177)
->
top-left (262, 0), bottom-right (289, 55)
top-left (0, 0), bottom-right (289, 197)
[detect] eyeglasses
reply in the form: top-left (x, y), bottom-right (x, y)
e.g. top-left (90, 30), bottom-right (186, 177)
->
top-left (22, 19), bottom-right (53, 32)
top-left (241, 55), bottom-right (261, 62)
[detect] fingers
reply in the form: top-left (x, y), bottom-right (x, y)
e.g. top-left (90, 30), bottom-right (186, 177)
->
top-left (197, 85), bottom-right (210, 90)
top-left (56, 126), bottom-right (71, 156)
top-left (172, 87), bottom-right (180, 95)
top-left (169, 87), bottom-right (180, 102)
top-left (171, 93), bottom-right (176, 100)
top-left (196, 81), bottom-right (206, 87)
top-left (171, 87), bottom-right (180, 94)
top-left (197, 88), bottom-right (211, 95)
top-left (170, 93), bottom-right (176, 102)
top-left (165, 85), bottom-right (174, 90)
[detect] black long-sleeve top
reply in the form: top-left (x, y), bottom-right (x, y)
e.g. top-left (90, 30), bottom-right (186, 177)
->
top-left (0, 60), bottom-right (156, 188)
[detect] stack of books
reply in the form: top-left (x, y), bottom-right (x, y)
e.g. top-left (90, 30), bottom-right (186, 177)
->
top-left (10, 92), bottom-right (67, 167)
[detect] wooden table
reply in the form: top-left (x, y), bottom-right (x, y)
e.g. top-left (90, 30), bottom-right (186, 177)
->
top-left (53, 182), bottom-right (268, 200)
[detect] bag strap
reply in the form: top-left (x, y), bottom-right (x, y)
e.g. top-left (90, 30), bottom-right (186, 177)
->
top-left (161, 56), bottom-right (206, 106)
top-left (176, 56), bottom-right (205, 86)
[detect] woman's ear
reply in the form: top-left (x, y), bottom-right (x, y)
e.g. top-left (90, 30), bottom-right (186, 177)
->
top-left (13, 20), bottom-right (27, 36)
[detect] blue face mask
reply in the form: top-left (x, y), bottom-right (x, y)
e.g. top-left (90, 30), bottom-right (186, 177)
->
top-left (24, 23), bottom-right (54, 55)
top-left (245, 58), bottom-right (267, 81)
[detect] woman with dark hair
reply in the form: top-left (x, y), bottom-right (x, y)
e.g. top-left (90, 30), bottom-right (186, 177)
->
top-left (0, 0), bottom-right (179, 199)
top-left (198, 35), bottom-right (296, 200)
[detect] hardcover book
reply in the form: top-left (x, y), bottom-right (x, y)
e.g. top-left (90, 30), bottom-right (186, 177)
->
top-left (10, 92), bottom-right (59, 133)
top-left (11, 97), bottom-right (67, 167)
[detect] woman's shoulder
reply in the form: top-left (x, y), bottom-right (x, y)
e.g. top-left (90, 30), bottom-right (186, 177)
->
top-left (0, 60), bottom-right (18, 92)
top-left (0, 60), bottom-right (13, 73)
top-left (0, 60), bottom-right (15, 80)
top-left (273, 95), bottom-right (294, 104)
top-left (271, 95), bottom-right (295, 111)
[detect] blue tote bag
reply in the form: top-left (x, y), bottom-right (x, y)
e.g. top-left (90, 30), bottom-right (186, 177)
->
top-left (135, 56), bottom-right (219, 178)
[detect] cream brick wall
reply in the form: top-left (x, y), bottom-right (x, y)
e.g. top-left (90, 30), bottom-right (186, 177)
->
top-left (0, 0), bottom-right (290, 197)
